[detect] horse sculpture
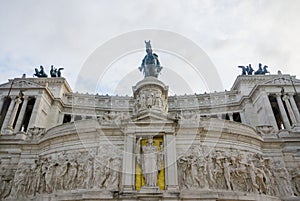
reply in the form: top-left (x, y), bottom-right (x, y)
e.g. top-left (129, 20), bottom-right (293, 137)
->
top-left (50, 65), bottom-right (64, 77)
top-left (33, 66), bottom-right (48, 77)
top-left (139, 40), bottom-right (162, 78)
top-left (239, 63), bottom-right (270, 76)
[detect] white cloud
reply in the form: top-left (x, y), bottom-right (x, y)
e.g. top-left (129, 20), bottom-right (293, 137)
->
top-left (0, 0), bottom-right (299, 94)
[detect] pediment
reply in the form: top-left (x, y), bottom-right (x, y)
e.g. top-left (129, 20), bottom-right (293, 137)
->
top-left (262, 77), bottom-right (300, 85)
top-left (0, 79), bottom-right (43, 89)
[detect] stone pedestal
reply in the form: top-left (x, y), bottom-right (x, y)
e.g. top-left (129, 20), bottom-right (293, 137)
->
top-left (132, 77), bottom-right (169, 114)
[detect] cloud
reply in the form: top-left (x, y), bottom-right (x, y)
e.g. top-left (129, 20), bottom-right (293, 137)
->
top-left (0, 0), bottom-right (299, 94)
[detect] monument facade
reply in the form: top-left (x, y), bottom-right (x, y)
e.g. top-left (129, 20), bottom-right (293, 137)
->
top-left (0, 42), bottom-right (300, 201)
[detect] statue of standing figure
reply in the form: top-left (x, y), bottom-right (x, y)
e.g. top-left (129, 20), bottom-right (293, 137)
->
top-left (138, 40), bottom-right (163, 78)
top-left (136, 136), bottom-right (163, 187)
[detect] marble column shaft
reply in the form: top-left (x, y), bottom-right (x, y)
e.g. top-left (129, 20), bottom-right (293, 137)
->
top-left (263, 93), bottom-right (278, 130)
top-left (1, 98), bottom-right (16, 131)
top-left (27, 96), bottom-right (41, 129)
top-left (289, 94), bottom-right (300, 123)
top-left (228, 113), bottom-right (233, 121)
top-left (276, 94), bottom-right (291, 130)
top-left (14, 96), bottom-right (29, 132)
top-left (7, 98), bottom-right (22, 129)
top-left (0, 97), bottom-right (4, 113)
top-left (282, 95), bottom-right (297, 125)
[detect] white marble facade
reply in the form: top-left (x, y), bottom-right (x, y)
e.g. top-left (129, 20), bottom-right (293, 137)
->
top-left (0, 73), bottom-right (299, 201)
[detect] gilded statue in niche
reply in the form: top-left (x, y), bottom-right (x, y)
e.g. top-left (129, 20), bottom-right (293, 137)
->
top-left (135, 136), bottom-right (164, 190)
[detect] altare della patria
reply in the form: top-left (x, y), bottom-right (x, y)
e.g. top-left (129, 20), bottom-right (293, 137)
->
top-left (0, 41), bottom-right (299, 201)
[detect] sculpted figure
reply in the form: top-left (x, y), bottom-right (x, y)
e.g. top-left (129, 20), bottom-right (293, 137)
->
top-left (34, 65), bottom-right (48, 77)
top-left (254, 63), bottom-right (263, 75)
top-left (0, 168), bottom-right (13, 199)
top-left (222, 158), bottom-right (232, 190)
top-left (136, 137), bottom-right (161, 187)
top-left (274, 165), bottom-right (294, 196)
top-left (93, 156), bottom-right (110, 189)
top-left (140, 93), bottom-right (146, 108)
top-left (55, 158), bottom-right (68, 190)
top-left (76, 159), bottom-right (85, 189)
top-left (45, 163), bottom-right (55, 193)
top-left (146, 93), bottom-right (154, 108)
top-left (138, 40), bottom-right (162, 78)
top-left (247, 159), bottom-right (259, 193)
top-left (83, 157), bottom-right (94, 189)
top-left (262, 65), bottom-right (269, 74)
top-left (11, 166), bottom-right (29, 198)
top-left (247, 64), bottom-right (254, 75)
top-left (107, 157), bottom-right (122, 190)
top-left (198, 157), bottom-right (209, 189)
top-left (50, 65), bottom-right (57, 77)
top-left (231, 154), bottom-right (248, 191)
top-left (29, 160), bottom-right (41, 195)
top-left (238, 66), bottom-right (247, 75)
top-left (155, 93), bottom-right (163, 108)
top-left (177, 155), bottom-right (189, 189)
top-left (263, 159), bottom-right (277, 195)
top-left (205, 155), bottom-right (216, 189)
top-left (187, 156), bottom-right (200, 188)
top-left (135, 95), bottom-right (141, 111)
top-left (290, 168), bottom-right (300, 196)
top-left (50, 65), bottom-right (64, 77)
top-left (65, 159), bottom-right (78, 190)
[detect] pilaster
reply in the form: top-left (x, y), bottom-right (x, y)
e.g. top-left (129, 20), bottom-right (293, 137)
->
top-left (122, 134), bottom-right (135, 190)
top-left (164, 134), bottom-right (179, 190)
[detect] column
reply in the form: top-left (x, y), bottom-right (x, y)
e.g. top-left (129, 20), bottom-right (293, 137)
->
top-left (276, 93), bottom-right (291, 130)
top-left (228, 112), bottom-right (233, 121)
top-left (0, 97), bottom-right (4, 113)
top-left (7, 98), bottom-right (22, 130)
top-left (165, 134), bottom-right (179, 190)
top-left (14, 96), bottom-right (29, 132)
top-left (262, 93), bottom-right (278, 130)
top-left (122, 134), bottom-right (135, 190)
top-left (289, 94), bottom-right (300, 123)
top-left (1, 98), bottom-right (15, 131)
top-left (71, 115), bottom-right (75, 122)
top-left (282, 95), bottom-right (297, 125)
top-left (58, 112), bottom-right (64, 125)
top-left (27, 96), bottom-right (42, 129)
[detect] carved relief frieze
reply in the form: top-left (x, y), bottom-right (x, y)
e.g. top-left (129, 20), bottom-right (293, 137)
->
top-left (177, 146), bottom-right (295, 197)
top-left (2, 145), bottom-right (122, 199)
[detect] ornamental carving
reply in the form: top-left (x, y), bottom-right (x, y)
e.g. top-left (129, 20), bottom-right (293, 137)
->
top-left (177, 146), bottom-right (295, 197)
top-left (2, 146), bottom-right (122, 199)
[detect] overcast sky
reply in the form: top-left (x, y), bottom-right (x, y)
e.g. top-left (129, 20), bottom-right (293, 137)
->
top-left (0, 0), bottom-right (300, 95)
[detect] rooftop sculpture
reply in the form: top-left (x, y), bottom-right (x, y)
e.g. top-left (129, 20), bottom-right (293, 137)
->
top-left (238, 63), bottom-right (269, 75)
top-left (33, 65), bottom-right (64, 78)
top-left (138, 40), bottom-right (162, 78)
top-left (34, 66), bottom-right (48, 77)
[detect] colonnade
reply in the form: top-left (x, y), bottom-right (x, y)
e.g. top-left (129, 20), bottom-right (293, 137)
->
top-left (0, 95), bottom-right (38, 134)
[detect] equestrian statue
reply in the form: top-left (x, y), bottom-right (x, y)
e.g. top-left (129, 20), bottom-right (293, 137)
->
top-left (138, 40), bottom-right (162, 78)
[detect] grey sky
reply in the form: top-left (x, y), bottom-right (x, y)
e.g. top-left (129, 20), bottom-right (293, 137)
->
top-left (0, 0), bottom-right (299, 95)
